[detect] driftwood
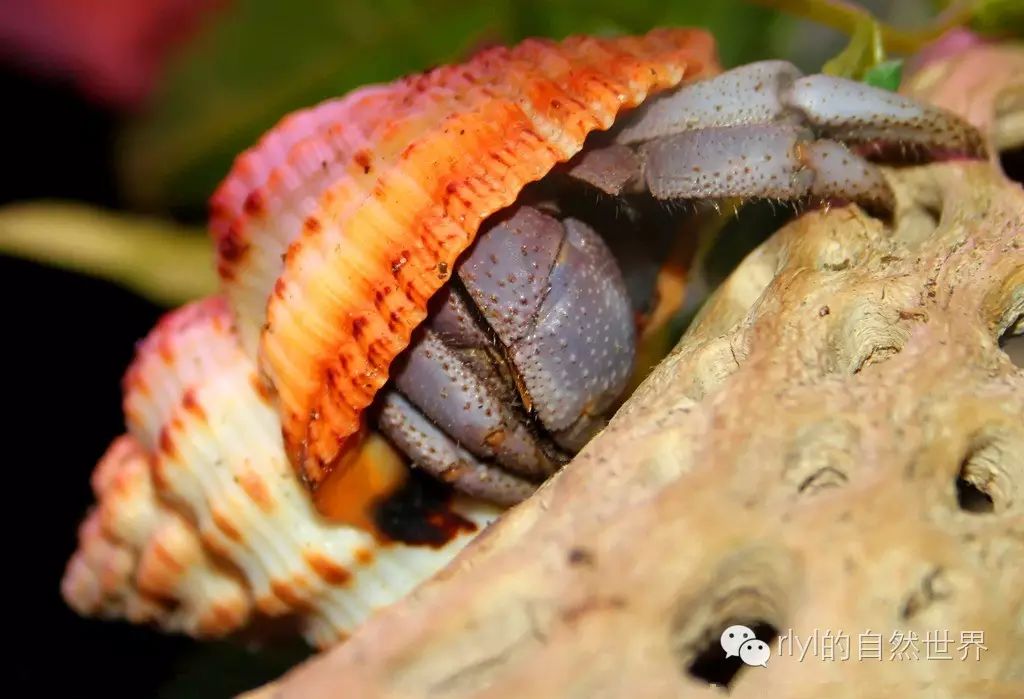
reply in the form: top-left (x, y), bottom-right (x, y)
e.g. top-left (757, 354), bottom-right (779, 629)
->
top-left (246, 44), bottom-right (1024, 698)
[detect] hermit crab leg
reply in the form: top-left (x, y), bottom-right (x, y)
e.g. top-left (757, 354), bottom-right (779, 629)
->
top-left (377, 391), bottom-right (538, 507)
top-left (783, 74), bottom-right (985, 155)
top-left (615, 60), bottom-right (985, 155)
top-left (598, 60), bottom-right (986, 214)
top-left (641, 124), bottom-right (896, 214)
top-left (563, 143), bottom-right (644, 196)
top-left (614, 60), bottom-right (805, 142)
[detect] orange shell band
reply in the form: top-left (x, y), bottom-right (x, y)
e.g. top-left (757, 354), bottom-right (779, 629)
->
top-left (101, 296), bottom-right (499, 643)
top-left (211, 28), bottom-right (718, 489)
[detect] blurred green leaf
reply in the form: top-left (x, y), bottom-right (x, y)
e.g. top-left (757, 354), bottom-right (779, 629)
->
top-left (119, 0), bottom-right (781, 212)
top-left (750, 0), bottom-right (975, 54)
top-left (863, 58), bottom-right (903, 91)
top-left (971, 0), bottom-right (1024, 36)
top-left (821, 15), bottom-right (885, 79)
top-left (0, 202), bottom-right (214, 305)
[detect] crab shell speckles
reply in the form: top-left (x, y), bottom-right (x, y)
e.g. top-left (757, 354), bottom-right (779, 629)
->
top-left (209, 28), bottom-right (718, 491)
top-left (63, 297), bottom-right (499, 646)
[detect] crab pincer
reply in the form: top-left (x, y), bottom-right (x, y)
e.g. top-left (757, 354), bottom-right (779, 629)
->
top-left (378, 204), bottom-right (636, 505)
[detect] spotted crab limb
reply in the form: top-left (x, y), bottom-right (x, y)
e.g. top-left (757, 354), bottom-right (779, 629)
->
top-left (801, 139), bottom-right (896, 213)
top-left (785, 74), bottom-right (986, 157)
top-left (380, 204), bottom-right (634, 500)
top-left (377, 391), bottom-right (538, 507)
top-left (642, 124), bottom-right (896, 215)
top-left (389, 326), bottom-right (564, 481)
top-left (612, 60), bottom-right (986, 215)
top-left (562, 143), bottom-right (643, 196)
top-left (616, 60), bottom-right (804, 143)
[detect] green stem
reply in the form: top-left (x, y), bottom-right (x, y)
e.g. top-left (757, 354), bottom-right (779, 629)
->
top-left (748, 0), bottom-right (975, 54)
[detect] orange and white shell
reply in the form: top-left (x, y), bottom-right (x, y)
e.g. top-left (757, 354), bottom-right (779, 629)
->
top-left (63, 29), bottom-right (718, 646)
top-left (62, 434), bottom-right (254, 637)
top-left (64, 297), bottom-right (498, 646)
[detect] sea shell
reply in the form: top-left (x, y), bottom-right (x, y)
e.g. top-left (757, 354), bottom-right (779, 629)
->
top-left (62, 434), bottom-right (253, 637)
top-left (64, 297), bottom-right (498, 646)
top-left (209, 28), bottom-right (716, 489)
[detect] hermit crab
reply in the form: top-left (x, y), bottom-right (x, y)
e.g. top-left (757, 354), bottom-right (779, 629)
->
top-left (63, 28), bottom-right (985, 647)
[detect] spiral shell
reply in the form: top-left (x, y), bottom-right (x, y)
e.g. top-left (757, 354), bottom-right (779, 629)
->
top-left (62, 434), bottom-right (253, 637)
top-left (64, 29), bottom-right (720, 645)
top-left (64, 297), bottom-right (498, 646)
top-left (210, 28), bottom-right (717, 489)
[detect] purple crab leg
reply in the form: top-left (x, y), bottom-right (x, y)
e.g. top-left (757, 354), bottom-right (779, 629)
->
top-left (784, 74), bottom-right (984, 157)
top-left (616, 60), bottom-right (804, 143)
top-left (599, 60), bottom-right (986, 214)
top-left (642, 124), bottom-right (895, 214)
top-left (390, 291), bottom-right (564, 481)
top-left (801, 138), bottom-right (895, 212)
top-left (617, 60), bottom-right (985, 158)
top-left (562, 143), bottom-right (643, 196)
top-left (377, 390), bottom-right (537, 507)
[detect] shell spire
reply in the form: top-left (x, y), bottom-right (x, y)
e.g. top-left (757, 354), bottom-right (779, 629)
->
top-left (210, 27), bottom-right (717, 490)
top-left (61, 435), bottom-right (253, 637)
top-left (65, 298), bottom-right (499, 646)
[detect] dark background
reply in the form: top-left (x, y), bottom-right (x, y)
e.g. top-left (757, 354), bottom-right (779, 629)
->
top-left (2, 67), bottom-right (307, 697)
top-left (3, 65), bottom-right (178, 695)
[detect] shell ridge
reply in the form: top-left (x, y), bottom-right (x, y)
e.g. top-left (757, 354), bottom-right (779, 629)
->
top-left (258, 29), bottom-right (713, 486)
top-left (62, 434), bottom-right (254, 637)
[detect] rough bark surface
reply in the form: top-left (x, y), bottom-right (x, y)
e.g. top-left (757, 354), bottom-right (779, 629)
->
top-left (246, 44), bottom-right (1024, 698)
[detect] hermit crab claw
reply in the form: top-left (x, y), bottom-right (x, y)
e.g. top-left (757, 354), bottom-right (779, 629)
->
top-left (376, 205), bottom-right (636, 506)
top-left (572, 60), bottom-right (987, 216)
